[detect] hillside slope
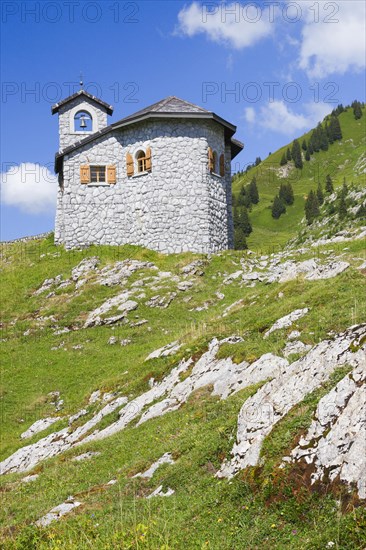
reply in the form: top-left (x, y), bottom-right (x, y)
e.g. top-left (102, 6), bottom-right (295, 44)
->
top-left (233, 106), bottom-right (366, 251)
top-left (0, 212), bottom-right (365, 546)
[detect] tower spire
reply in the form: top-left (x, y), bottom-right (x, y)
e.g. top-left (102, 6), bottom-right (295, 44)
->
top-left (79, 72), bottom-right (83, 90)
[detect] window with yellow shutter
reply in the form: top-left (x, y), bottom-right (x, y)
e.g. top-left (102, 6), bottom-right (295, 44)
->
top-left (80, 165), bottom-right (116, 185)
top-left (133, 148), bottom-right (152, 174)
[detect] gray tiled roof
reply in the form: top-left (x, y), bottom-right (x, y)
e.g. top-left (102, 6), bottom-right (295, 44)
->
top-left (54, 96), bottom-right (244, 172)
top-left (51, 90), bottom-right (114, 115)
top-left (125, 96), bottom-right (210, 118)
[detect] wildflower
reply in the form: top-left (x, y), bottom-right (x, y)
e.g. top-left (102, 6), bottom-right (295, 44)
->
top-left (271, 524), bottom-right (276, 528)
top-left (217, 518), bottom-right (223, 523)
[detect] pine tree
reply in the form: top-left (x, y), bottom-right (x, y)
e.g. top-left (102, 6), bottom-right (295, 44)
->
top-left (302, 139), bottom-right (307, 151)
top-left (305, 149), bottom-right (311, 161)
top-left (255, 157), bottom-right (262, 166)
top-left (248, 177), bottom-right (259, 204)
top-left (272, 195), bottom-right (286, 219)
top-left (341, 178), bottom-right (348, 197)
top-left (280, 152), bottom-right (287, 166)
top-left (234, 227), bottom-right (248, 250)
top-left (338, 193), bottom-right (347, 219)
top-left (237, 185), bottom-right (251, 208)
top-left (308, 141), bottom-right (314, 155)
top-left (319, 125), bottom-right (329, 151)
top-left (238, 207), bottom-right (252, 236)
top-left (305, 190), bottom-right (319, 224)
top-left (317, 183), bottom-right (324, 205)
top-left (353, 101), bottom-right (363, 120)
top-left (325, 174), bottom-right (334, 194)
top-left (291, 139), bottom-right (303, 169)
top-left (279, 183), bottom-right (294, 206)
top-left (286, 183), bottom-right (294, 205)
top-left (329, 116), bottom-right (342, 141)
top-left (326, 121), bottom-right (334, 144)
top-left (286, 148), bottom-right (292, 161)
top-left (310, 127), bottom-right (320, 152)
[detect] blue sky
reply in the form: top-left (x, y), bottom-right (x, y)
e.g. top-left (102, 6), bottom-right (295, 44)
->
top-left (1, 0), bottom-right (365, 240)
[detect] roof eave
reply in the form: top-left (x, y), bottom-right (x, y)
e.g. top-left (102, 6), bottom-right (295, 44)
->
top-left (51, 90), bottom-right (114, 115)
top-left (54, 111), bottom-right (241, 173)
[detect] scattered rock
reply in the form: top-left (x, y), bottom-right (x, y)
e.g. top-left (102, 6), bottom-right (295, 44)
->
top-left (71, 451), bottom-right (100, 462)
top-left (177, 281), bottom-right (193, 291)
top-left (71, 257), bottom-right (99, 282)
top-left (180, 260), bottom-right (205, 276)
top-left (222, 299), bottom-right (244, 317)
top-left (96, 260), bottom-right (155, 286)
top-left (145, 341), bottom-right (182, 361)
top-left (21, 417), bottom-right (61, 440)
top-left (120, 339), bottom-right (131, 346)
top-left (21, 474), bottom-right (39, 483)
top-left (146, 293), bottom-right (176, 309)
top-left (84, 292), bottom-right (138, 328)
top-left (89, 390), bottom-right (101, 404)
top-left (72, 344), bottom-right (83, 350)
top-left (68, 409), bottom-right (87, 425)
top-left (35, 497), bottom-right (81, 527)
top-left (133, 453), bottom-right (174, 479)
top-left (130, 320), bottom-right (148, 327)
top-left (264, 308), bottom-right (309, 339)
top-left (146, 485), bottom-right (175, 499)
top-left (224, 270), bottom-right (243, 284)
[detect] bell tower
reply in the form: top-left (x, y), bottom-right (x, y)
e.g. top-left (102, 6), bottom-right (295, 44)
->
top-left (52, 86), bottom-right (113, 151)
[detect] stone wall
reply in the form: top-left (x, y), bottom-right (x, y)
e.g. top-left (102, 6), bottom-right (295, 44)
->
top-left (55, 118), bottom-right (233, 254)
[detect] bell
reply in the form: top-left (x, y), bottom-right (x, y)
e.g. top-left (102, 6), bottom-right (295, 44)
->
top-left (80, 115), bottom-right (87, 128)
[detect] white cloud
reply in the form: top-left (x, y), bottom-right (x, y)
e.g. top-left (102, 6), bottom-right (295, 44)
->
top-left (1, 163), bottom-right (58, 214)
top-left (244, 107), bottom-right (256, 123)
top-left (176, 2), bottom-right (275, 49)
top-left (298, 0), bottom-right (366, 78)
top-left (247, 101), bottom-right (333, 136)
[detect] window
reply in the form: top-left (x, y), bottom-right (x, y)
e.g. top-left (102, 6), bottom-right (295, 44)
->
top-left (136, 150), bottom-right (147, 173)
top-left (90, 166), bottom-right (106, 183)
top-left (80, 165), bottom-right (116, 184)
top-left (74, 110), bottom-right (93, 132)
top-left (127, 148), bottom-right (152, 177)
top-left (208, 147), bottom-right (224, 177)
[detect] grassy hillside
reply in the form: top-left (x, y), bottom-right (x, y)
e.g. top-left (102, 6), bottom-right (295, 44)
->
top-left (1, 229), bottom-right (365, 548)
top-left (233, 106), bottom-right (366, 251)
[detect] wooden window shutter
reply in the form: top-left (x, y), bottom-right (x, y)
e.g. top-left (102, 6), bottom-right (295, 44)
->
top-left (126, 153), bottom-right (134, 177)
top-left (107, 165), bottom-right (116, 184)
top-left (219, 154), bottom-right (225, 177)
top-left (145, 147), bottom-right (152, 171)
top-left (208, 147), bottom-right (214, 173)
top-left (80, 165), bottom-right (90, 184)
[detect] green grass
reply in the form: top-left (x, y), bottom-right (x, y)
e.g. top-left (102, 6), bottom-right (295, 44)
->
top-left (233, 106), bottom-right (366, 251)
top-left (0, 221), bottom-right (365, 547)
